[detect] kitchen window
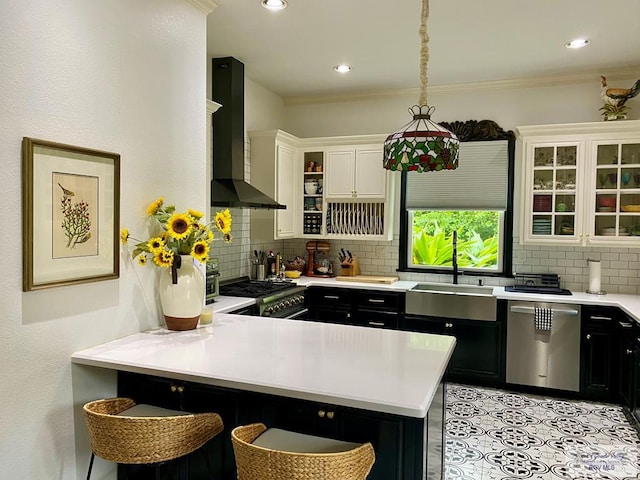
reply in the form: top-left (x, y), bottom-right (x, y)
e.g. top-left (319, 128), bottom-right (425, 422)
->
top-left (399, 136), bottom-right (515, 277)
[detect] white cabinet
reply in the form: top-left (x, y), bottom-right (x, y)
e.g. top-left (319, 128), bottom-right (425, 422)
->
top-left (325, 147), bottom-right (386, 199)
top-left (275, 143), bottom-right (297, 237)
top-left (249, 131), bottom-right (393, 241)
top-left (518, 121), bottom-right (640, 246)
top-left (249, 130), bottom-right (299, 241)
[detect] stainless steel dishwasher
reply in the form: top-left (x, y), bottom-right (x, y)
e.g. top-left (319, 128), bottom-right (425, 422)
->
top-left (506, 301), bottom-right (581, 391)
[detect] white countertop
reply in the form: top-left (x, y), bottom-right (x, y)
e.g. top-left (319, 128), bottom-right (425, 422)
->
top-left (208, 295), bottom-right (256, 313)
top-left (211, 277), bottom-right (640, 324)
top-left (72, 314), bottom-right (455, 418)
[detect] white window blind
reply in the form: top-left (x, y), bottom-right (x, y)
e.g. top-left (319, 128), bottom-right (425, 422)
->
top-left (406, 140), bottom-right (509, 209)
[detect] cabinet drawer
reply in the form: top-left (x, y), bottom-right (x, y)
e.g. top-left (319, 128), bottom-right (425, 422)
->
top-left (354, 291), bottom-right (403, 310)
top-left (354, 309), bottom-right (399, 329)
top-left (309, 287), bottom-right (351, 305)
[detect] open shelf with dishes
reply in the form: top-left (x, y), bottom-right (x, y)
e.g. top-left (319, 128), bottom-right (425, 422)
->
top-left (302, 151), bottom-right (324, 236)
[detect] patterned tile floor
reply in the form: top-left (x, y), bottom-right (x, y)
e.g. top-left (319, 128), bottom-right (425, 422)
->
top-left (445, 384), bottom-right (640, 480)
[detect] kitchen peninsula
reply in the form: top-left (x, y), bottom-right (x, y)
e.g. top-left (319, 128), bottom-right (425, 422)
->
top-left (72, 313), bottom-right (455, 480)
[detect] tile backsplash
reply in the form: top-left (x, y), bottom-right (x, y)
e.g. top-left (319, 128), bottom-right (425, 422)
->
top-left (212, 138), bottom-right (639, 293)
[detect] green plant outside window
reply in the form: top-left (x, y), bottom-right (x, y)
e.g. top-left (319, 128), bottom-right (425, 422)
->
top-left (409, 210), bottom-right (503, 271)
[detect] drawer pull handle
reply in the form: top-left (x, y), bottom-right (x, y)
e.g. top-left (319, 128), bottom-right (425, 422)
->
top-left (368, 321), bottom-right (385, 327)
top-left (318, 410), bottom-right (326, 418)
top-left (619, 322), bottom-right (633, 328)
top-left (326, 411), bottom-right (335, 420)
top-left (586, 334), bottom-right (591, 340)
top-left (627, 349), bottom-right (634, 355)
top-left (590, 316), bottom-right (612, 321)
top-left (368, 299), bottom-right (385, 304)
top-left (324, 295), bottom-right (339, 300)
top-left (509, 306), bottom-right (578, 316)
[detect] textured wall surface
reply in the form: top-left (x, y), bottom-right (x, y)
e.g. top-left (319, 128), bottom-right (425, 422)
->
top-left (0, 1), bottom-right (207, 478)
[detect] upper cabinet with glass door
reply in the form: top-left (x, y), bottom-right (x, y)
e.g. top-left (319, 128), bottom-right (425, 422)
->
top-left (591, 140), bottom-right (640, 241)
top-left (523, 141), bottom-right (583, 242)
top-left (518, 120), bottom-right (640, 246)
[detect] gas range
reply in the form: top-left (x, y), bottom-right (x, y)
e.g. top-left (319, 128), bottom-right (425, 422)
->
top-left (218, 277), bottom-right (307, 318)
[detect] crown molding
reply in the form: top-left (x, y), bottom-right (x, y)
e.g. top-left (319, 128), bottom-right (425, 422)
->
top-left (185, 0), bottom-right (217, 15)
top-left (283, 66), bottom-right (640, 107)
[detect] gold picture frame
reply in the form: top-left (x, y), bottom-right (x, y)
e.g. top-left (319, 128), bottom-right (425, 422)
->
top-left (22, 137), bottom-right (120, 291)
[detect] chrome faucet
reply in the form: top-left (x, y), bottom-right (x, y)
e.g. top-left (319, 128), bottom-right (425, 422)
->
top-left (452, 230), bottom-right (458, 284)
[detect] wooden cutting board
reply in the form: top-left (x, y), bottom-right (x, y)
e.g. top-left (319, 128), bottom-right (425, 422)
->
top-left (335, 275), bottom-right (399, 284)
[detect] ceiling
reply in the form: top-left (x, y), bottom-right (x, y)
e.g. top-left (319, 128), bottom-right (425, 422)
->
top-left (207, 0), bottom-right (640, 102)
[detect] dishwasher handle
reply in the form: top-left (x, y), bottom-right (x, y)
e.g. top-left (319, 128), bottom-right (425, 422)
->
top-left (509, 305), bottom-right (579, 316)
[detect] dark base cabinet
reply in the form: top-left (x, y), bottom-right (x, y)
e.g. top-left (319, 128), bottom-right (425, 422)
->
top-left (307, 286), bottom-right (405, 330)
top-left (117, 373), bottom-right (242, 480)
top-left (617, 314), bottom-right (639, 423)
top-left (307, 287), bottom-right (352, 324)
top-left (580, 306), bottom-right (618, 401)
top-left (401, 314), bottom-right (505, 385)
top-left (118, 371), bottom-right (443, 480)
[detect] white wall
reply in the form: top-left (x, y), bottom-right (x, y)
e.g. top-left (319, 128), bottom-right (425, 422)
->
top-left (0, 0), bottom-right (209, 478)
top-left (277, 74), bottom-right (640, 292)
top-left (283, 77), bottom-right (640, 138)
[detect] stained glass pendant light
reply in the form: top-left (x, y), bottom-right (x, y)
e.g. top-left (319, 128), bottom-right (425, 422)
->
top-left (383, 0), bottom-right (459, 172)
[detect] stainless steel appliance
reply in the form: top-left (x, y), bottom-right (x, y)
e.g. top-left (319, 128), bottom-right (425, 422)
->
top-left (218, 278), bottom-right (307, 319)
top-left (205, 258), bottom-right (220, 304)
top-left (506, 301), bottom-right (581, 391)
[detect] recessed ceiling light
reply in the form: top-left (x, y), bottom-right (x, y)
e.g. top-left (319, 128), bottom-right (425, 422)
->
top-left (333, 64), bottom-right (352, 73)
top-left (261, 0), bottom-right (287, 11)
top-left (565, 38), bottom-right (590, 49)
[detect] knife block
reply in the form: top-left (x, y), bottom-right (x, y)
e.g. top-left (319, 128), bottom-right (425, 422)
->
top-left (339, 256), bottom-right (361, 276)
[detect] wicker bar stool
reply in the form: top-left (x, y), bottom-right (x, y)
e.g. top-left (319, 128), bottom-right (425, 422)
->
top-left (83, 397), bottom-right (224, 479)
top-left (231, 423), bottom-right (375, 480)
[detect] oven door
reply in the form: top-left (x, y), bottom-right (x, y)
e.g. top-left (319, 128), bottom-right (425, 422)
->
top-left (284, 307), bottom-right (309, 320)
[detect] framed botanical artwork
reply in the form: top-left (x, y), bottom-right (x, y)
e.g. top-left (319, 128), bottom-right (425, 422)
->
top-left (22, 137), bottom-right (120, 291)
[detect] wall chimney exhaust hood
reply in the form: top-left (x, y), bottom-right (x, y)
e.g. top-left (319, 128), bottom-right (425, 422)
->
top-left (211, 57), bottom-right (285, 210)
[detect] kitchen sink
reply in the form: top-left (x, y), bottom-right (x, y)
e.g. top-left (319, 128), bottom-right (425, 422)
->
top-left (406, 283), bottom-right (497, 321)
top-left (410, 283), bottom-right (495, 296)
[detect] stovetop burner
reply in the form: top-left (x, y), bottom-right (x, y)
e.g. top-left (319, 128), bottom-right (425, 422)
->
top-left (219, 279), bottom-right (297, 298)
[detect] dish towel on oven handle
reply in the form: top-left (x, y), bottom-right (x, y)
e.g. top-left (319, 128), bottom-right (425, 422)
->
top-left (534, 307), bottom-right (553, 331)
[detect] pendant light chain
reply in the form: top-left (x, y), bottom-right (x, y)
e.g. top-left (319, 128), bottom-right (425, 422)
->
top-left (382, 0), bottom-right (459, 172)
top-left (418, 0), bottom-right (429, 106)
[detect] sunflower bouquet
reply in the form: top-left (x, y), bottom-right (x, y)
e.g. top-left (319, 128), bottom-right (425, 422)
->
top-left (120, 197), bottom-right (232, 270)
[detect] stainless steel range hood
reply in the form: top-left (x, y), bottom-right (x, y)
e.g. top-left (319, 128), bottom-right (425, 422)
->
top-left (211, 57), bottom-right (285, 210)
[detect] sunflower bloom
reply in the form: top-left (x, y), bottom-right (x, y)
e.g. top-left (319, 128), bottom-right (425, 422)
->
top-left (223, 232), bottom-right (233, 243)
top-left (146, 197), bottom-right (164, 216)
top-left (215, 209), bottom-right (232, 234)
top-left (120, 228), bottom-right (129, 244)
top-left (147, 237), bottom-right (165, 253)
top-left (206, 229), bottom-right (214, 242)
top-left (137, 254), bottom-right (147, 266)
top-left (153, 249), bottom-right (173, 268)
top-left (167, 213), bottom-right (192, 240)
top-left (188, 209), bottom-right (204, 220)
top-left (191, 240), bottom-right (210, 264)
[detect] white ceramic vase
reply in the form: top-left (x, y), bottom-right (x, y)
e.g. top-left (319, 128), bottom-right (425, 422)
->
top-left (158, 255), bottom-right (204, 330)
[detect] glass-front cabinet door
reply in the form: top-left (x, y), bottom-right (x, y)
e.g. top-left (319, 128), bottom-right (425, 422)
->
top-left (524, 141), bottom-right (584, 243)
top-left (590, 141), bottom-right (640, 241)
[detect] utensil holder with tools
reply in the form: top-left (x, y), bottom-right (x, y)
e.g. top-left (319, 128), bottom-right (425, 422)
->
top-left (339, 256), bottom-right (361, 276)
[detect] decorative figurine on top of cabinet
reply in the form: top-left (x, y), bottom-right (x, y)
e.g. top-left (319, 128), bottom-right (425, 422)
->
top-left (600, 75), bottom-right (640, 121)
